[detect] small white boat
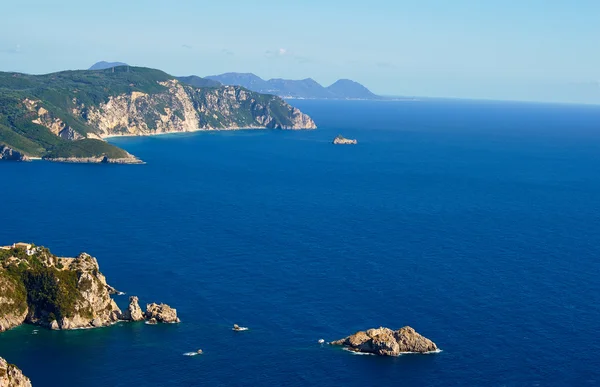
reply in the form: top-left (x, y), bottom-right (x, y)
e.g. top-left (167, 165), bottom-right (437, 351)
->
top-left (183, 349), bottom-right (203, 356)
top-left (233, 324), bottom-right (249, 331)
top-left (318, 339), bottom-right (325, 344)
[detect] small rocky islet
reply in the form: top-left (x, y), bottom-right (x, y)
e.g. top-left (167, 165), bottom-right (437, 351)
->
top-left (330, 326), bottom-right (438, 356)
top-left (332, 135), bottom-right (358, 145)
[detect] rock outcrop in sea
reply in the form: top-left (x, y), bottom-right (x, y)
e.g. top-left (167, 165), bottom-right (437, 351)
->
top-left (332, 135), bottom-right (357, 145)
top-left (330, 326), bottom-right (438, 356)
top-left (121, 296), bottom-right (145, 322)
top-left (145, 303), bottom-right (180, 323)
top-left (0, 357), bottom-right (31, 387)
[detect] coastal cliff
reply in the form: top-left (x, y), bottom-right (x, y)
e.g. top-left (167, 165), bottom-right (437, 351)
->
top-left (0, 245), bottom-right (121, 331)
top-left (0, 146), bottom-right (29, 162)
top-left (0, 243), bottom-right (178, 331)
top-left (83, 80), bottom-right (316, 136)
top-left (330, 326), bottom-right (438, 356)
top-left (0, 357), bottom-right (31, 387)
top-left (0, 66), bottom-right (316, 162)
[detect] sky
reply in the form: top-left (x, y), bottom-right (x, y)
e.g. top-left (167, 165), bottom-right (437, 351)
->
top-left (1, 0), bottom-right (599, 103)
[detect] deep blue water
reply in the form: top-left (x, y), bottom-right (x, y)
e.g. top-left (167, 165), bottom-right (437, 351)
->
top-left (1, 99), bottom-right (600, 386)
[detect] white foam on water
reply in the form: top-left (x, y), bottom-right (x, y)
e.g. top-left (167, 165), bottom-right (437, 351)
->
top-left (342, 348), bottom-right (375, 356)
top-left (183, 352), bottom-right (201, 357)
top-left (232, 327), bottom-right (248, 331)
top-left (398, 349), bottom-right (443, 355)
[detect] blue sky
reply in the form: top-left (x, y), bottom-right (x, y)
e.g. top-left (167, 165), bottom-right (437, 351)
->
top-left (1, 0), bottom-right (599, 103)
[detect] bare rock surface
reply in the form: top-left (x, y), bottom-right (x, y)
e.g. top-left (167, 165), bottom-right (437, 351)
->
top-left (0, 357), bottom-right (31, 387)
top-left (145, 303), bottom-right (180, 323)
top-left (330, 326), bottom-right (438, 356)
top-left (121, 296), bottom-right (145, 322)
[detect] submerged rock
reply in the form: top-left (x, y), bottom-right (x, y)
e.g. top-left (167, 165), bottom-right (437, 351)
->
top-left (330, 326), bottom-right (438, 356)
top-left (145, 303), bottom-right (180, 323)
top-left (0, 357), bottom-right (31, 387)
top-left (121, 296), bottom-right (145, 322)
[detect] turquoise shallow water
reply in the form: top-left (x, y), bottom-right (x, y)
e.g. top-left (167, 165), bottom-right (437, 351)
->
top-left (1, 99), bottom-right (600, 385)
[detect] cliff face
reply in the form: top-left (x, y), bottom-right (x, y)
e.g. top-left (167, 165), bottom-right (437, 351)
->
top-left (0, 357), bottom-right (31, 387)
top-left (0, 246), bottom-right (121, 331)
top-left (82, 80), bottom-right (316, 137)
top-left (0, 146), bottom-right (29, 161)
top-left (330, 326), bottom-right (438, 356)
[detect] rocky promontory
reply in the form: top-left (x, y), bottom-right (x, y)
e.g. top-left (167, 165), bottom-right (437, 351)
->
top-left (0, 357), bottom-right (31, 387)
top-left (0, 146), bottom-right (30, 162)
top-left (0, 243), bottom-right (178, 331)
top-left (42, 155), bottom-right (143, 164)
top-left (330, 326), bottom-right (438, 356)
top-left (333, 135), bottom-right (357, 145)
top-left (0, 66), bottom-right (317, 163)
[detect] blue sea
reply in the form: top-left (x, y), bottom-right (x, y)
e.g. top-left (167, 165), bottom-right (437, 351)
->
top-left (1, 99), bottom-right (600, 386)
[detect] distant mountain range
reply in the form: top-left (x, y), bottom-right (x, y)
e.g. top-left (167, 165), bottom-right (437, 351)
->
top-left (87, 62), bottom-right (382, 100)
top-left (205, 73), bottom-right (381, 100)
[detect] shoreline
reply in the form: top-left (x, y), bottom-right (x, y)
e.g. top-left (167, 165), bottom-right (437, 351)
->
top-left (101, 125), bottom-right (308, 140)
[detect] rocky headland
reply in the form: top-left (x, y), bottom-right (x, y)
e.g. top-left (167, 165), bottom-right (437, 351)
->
top-left (0, 146), bottom-right (29, 162)
top-left (0, 243), bottom-right (178, 332)
top-left (330, 326), bottom-right (438, 356)
top-left (0, 66), bottom-right (317, 163)
top-left (333, 135), bottom-right (357, 145)
top-left (0, 357), bottom-right (31, 387)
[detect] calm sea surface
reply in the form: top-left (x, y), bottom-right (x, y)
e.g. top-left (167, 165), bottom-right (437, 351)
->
top-left (1, 99), bottom-right (600, 386)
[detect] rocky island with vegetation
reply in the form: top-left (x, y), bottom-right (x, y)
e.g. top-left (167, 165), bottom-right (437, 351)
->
top-left (330, 326), bottom-right (438, 356)
top-left (0, 66), bottom-right (317, 163)
top-left (0, 242), bottom-right (179, 332)
top-left (333, 135), bottom-right (357, 145)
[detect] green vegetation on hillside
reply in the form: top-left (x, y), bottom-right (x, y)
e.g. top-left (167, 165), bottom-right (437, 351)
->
top-left (0, 247), bottom-right (88, 321)
top-left (0, 66), bottom-right (169, 159)
top-left (44, 139), bottom-right (130, 159)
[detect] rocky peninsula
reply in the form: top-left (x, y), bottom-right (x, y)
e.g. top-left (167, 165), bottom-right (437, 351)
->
top-left (0, 66), bottom-right (317, 163)
top-left (0, 243), bottom-right (179, 332)
top-left (330, 326), bottom-right (438, 356)
top-left (333, 135), bottom-right (357, 145)
top-left (0, 357), bottom-right (31, 387)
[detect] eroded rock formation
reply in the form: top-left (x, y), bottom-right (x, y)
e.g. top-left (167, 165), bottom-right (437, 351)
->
top-left (330, 326), bottom-right (438, 356)
top-left (0, 357), bottom-right (31, 387)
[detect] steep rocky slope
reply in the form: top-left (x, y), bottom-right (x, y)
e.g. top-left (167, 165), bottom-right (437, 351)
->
top-left (0, 357), bottom-right (31, 387)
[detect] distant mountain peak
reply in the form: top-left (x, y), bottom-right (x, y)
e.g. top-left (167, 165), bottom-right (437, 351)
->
top-left (326, 79), bottom-right (378, 99)
top-left (205, 72), bottom-right (380, 100)
top-left (89, 61), bottom-right (129, 70)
